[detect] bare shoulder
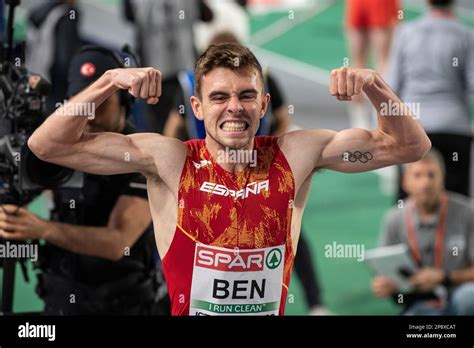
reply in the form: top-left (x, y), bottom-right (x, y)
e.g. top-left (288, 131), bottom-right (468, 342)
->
top-left (278, 129), bottom-right (336, 150)
top-left (127, 132), bottom-right (186, 155)
top-left (277, 129), bottom-right (336, 165)
top-left (128, 133), bottom-right (187, 184)
top-left (277, 129), bottom-right (336, 187)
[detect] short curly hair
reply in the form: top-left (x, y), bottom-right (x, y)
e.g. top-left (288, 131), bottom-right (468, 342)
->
top-left (194, 43), bottom-right (264, 99)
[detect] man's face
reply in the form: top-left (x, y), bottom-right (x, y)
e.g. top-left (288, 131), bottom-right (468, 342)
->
top-left (190, 67), bottom-right (270, 150)
top-left (85, 92), bottom-right (124, 133)
top-left (403, 160), bottom-right (445, 206)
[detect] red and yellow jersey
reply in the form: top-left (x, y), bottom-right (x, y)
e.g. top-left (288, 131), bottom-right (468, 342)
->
top-left (162, 136), bottom-right (295, 315)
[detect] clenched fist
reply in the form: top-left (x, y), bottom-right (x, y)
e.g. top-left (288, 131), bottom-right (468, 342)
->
top-left (109, 67), bottom-right (162, 104)
top-left (330, 67), bottom-right (376, 101)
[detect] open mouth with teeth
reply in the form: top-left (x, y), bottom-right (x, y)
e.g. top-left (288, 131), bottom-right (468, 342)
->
top-left (220, 121), bottom-right (249, 133)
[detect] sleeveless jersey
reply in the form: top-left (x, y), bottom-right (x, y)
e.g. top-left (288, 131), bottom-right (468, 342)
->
top-left (162, 136), bottom-right (295, 315)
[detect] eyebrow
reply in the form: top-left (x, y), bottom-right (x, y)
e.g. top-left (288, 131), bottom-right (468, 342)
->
top-left (208, 88), bottom-right (259, 99)
top-left (239, 88), bottom-right (259, 95)
top-left (208, 91), bottom-right (229, 99)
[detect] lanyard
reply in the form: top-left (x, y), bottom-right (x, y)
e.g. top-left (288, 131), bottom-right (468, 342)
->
top-left (405, 193), bottom-right (448, 268)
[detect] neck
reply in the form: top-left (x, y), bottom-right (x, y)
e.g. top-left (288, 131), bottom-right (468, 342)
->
top-left (414, 195), bottom-right (443, 219)
top-left (430, 7), bottom-right (455, 18)
top-left (205, 136), bottom-right (255, 173)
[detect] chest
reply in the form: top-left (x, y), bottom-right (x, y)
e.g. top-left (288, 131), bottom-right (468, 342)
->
top-left (401, 214), bottom-right (470, 270)
top-left (177, 159), bottom-right (294, 248)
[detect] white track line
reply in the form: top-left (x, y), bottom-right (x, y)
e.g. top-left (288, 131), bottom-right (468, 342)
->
top-left (250, 44), bottom-right (331, 86)
top-left (250, 0), bottom-right (336, 47)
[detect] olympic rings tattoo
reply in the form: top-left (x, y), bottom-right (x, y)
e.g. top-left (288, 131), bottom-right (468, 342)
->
top-left (342, 151), bottom-right (374, 163)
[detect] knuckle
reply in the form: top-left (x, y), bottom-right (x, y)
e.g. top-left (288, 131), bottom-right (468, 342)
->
top-left (133, 79), bottom-right (141, 87)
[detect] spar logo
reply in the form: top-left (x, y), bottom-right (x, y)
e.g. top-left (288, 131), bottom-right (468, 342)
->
top-left (266, 248), bottom-right (282, 269)
top-left (195, 245), bottom-right (264, 272)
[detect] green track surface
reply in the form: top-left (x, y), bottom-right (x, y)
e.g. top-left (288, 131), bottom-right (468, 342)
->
top-left (251, 1), bottom-right (424, 71)
top-left (3, 0), bottom-right (472, 315)
top-left (285, 171), bottom-right (400, 315)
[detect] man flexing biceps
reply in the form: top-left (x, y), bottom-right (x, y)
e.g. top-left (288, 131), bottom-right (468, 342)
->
top-left (25, 43), bottom-right (431, 315)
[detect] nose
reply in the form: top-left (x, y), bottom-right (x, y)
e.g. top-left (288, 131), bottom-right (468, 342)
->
top-left (419, 175), bottom-right (434, 189)
top-left (226, 94), bottom-right (243, 114)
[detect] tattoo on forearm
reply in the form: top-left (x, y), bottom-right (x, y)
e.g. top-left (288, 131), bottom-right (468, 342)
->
top-left (342, 151), bottom-right (373, 163)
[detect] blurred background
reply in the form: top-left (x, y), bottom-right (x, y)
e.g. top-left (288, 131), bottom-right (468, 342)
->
top-left (1, 0), bottom-right (473, 315)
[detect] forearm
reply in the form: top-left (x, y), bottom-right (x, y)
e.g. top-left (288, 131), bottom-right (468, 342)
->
top-left (447, 267), bottom-right (474, 286)
top-left (44, 221), bottom-right (124, 261)
top-left (28, 71), bottom-right (118, 152)
top-left (364, 74), bottom-right (430, 152)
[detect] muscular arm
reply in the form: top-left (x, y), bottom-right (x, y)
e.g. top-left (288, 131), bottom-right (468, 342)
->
top-left (280, 68), bottom-right (431, 177)
top-left (28, 68), bottom-right (185, 178)
top-left (45, 195), bottom-right (151, 261)
top-left (0, 196), bottom-right (151, 261)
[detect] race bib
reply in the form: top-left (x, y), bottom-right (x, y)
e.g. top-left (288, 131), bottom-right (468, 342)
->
top-left (189, 244), bottom-right (285, 316)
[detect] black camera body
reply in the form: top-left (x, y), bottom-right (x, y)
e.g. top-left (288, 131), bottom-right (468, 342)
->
top-left (0, 0), bottom-right (84, 315)
top-left (0, 53), bottom-right (83, 204)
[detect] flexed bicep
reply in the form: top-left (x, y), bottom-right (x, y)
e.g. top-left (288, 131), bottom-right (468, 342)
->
top-left (37, 131), bottom-right (159, 176)
top-left (279, 128), bottom-right (405, 178)
top-left (316, 128), bottom-right (403, 173)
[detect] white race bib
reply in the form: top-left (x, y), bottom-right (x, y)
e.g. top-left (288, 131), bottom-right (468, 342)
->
top-left (189, 244), bottom-right (285, 316)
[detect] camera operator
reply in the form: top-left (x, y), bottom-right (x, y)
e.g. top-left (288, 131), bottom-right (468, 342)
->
top-left (0, 46), bottom-right (169, 315)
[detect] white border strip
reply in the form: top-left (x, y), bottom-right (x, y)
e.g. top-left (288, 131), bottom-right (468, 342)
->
top-left (250, 44), bottom-right (330, 85)
top-left (250, 0), bottom-right (336, 46)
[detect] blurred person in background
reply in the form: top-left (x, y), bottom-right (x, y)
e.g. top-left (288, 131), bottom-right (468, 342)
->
top-left (123, 0), bottom-right (213, 133)
top-left (372, 149), bottom-right (474, 315)
top-left (0, 47), bottom-right (169, 315)
top-left (193, 0), bottom-right (249, 55)
top-left (25, 0), bottom-right (83, 114)
top-left (164, 31), bottom-right (331, 315)
top-left (388, 0), bottom-right (473, 200)
top-left (345, 0), bottom-right (400, 130)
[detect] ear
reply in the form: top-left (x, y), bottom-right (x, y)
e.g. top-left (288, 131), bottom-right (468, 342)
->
top-left (259, 93), bottom-right (270, 120)
top-left (190, 96), bottom-right (204, 121)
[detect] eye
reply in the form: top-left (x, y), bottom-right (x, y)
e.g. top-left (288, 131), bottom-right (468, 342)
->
top-left (212, 95), bottom-right (227, 102)
top-left (240, 94), bottom-right (256, 101)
